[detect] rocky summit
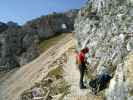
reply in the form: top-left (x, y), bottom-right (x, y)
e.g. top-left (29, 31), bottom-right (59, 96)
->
top-left (75, 0), bottom-right (133, 99)
top-left (0, 9), bottom-right (78, 71)
top-left (24, 9), bottom-right (78, 39)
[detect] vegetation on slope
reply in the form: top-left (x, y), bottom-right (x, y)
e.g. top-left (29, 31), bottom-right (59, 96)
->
top-left (20, 53), bottom-right (70, 100)
top-left (39, 33), bottom-right (67, 52)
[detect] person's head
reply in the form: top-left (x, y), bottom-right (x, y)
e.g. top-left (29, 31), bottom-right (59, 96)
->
top-left (85, 47), bottom-right (89, 53)
top-left (81, 47), bottom-right (89, 53)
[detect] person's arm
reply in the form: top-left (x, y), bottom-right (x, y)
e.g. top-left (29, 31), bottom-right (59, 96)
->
top-left (84, 53), bottom-right (90, 65)
top-left (85, 59), bottom-right (90, 66)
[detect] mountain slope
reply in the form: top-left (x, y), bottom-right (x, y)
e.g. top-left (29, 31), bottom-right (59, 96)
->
top-left (0, 33), bottom-right (74, 100)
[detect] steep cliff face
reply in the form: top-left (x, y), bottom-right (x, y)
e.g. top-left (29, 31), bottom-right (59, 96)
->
top-left (75, 0), bottom-right (133, 99)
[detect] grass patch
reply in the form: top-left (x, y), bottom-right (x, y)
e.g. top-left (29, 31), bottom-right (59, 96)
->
top-left (50, 79), bottom-right (70, 96)
top-left (39, 33), bottom-right (67, 52)
top-left (47, 66), bottom-right (63, 79)
top-left (20, 66), bottom-right (70, 100)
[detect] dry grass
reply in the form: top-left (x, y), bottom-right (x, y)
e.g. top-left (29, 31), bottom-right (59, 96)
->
top-left (47, 65), bottom-right (63, 79)
top-left (39, 33), bottom-right (67, 52)
top-left (20, 65), bottom-right (70, 100)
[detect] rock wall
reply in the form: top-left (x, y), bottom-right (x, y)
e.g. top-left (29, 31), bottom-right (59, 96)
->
top-left (75, 0), bottom-right (133, 99)
top-left (0, 26), bottom-right (39, 70)
top-left (106, 52), bottom-right (133, 100)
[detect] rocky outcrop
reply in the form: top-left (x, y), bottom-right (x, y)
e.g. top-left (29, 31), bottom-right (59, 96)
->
top-left (7, 21), bottom-right (20, 28)
top-left (25, 9), bottom-right (78, 38)
top-left (0, 27), bottom-right (39, 70)
top-left (106, 52), bottom-right (133, 100)
top-left (0, 22), bottom-right (8, 33)
top-left (75, 0), bottom-right (133, 99)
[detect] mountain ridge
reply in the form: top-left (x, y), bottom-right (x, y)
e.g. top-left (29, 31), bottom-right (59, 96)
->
top-left (0, 9), bottom-right (78, 70)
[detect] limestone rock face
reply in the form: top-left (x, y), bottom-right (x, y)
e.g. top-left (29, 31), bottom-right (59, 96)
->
top-left (0, 27), bottom-right (39, 70)
top-left (106, 52), bottom-right (133, 100)
top-left (106, 64), bottom-right (127, 100)
top-left (25, 9), bottom-right (78, 38)
top-left (75, 0), bottom-right (133, 99)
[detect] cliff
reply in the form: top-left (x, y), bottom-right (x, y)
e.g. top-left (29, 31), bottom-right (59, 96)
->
top-left (75, 0), bottom-right (133, 99)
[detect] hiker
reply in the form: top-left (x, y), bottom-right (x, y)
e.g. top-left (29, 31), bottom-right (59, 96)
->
top-left (76, 47), bottom-right (89, 89)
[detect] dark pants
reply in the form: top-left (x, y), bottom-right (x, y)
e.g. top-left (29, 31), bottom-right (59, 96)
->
top-left (79, 63), bottom-right (86, 87)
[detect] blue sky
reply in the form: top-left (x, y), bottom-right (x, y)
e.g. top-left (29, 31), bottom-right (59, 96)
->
top-left (0, 0), bottom-right (86, 25)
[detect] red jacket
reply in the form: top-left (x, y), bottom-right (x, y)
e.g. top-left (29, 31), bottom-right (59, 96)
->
top-left (79, 52), bottom-right (85, 63)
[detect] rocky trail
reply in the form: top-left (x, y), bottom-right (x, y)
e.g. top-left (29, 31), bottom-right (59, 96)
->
top-left (63, 48), bottom-right (90, 99)
top-left (63, 47), bottom-right (104, 100)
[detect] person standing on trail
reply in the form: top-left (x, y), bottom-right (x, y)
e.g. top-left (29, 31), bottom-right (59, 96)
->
top-left (76, 47), bottom-right (89, 89)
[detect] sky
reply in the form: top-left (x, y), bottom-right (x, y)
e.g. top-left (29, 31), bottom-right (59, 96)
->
top-left (0, 0), bottom-right (86, 25)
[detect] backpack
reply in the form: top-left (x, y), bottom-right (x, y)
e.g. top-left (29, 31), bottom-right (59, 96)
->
top-left (89, 73), bottom-right (112, 94)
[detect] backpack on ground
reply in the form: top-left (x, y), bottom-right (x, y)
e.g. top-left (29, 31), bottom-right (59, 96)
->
top-left (89, 73), bottom-right (112, 94)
